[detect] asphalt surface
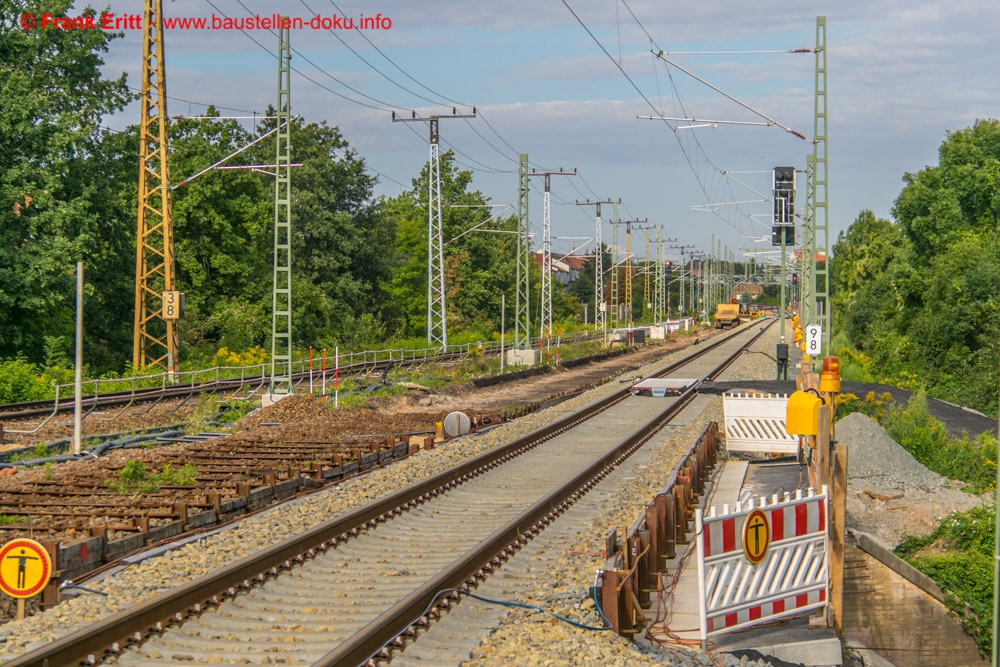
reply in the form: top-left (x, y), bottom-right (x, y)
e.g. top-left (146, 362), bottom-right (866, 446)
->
top-left (701, 380), bottom-right (997, 439)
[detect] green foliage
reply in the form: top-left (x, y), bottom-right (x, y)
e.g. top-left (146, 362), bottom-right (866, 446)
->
top-left (832, 121), bottom-right (1000, 417)
top-left (8, 443), bottom-right (51, 463)
top-left (834, 391), bottom-right (893, 423)
top-left (218, 399), bottom-right (257, 423)
top-left (0, 514), bottom-right (25, 526)
top-left (157, 462), bottom-right (198, 486)
top-left (897, 504), bottom-right (996, 655)
top-left (0, 1), bottom-right (131, 364)
top-left (0, 356), bottom-right (49, 402)
top-left (42, 461), bottom-right (54, 480)
top-left (0, 5), bottom-right (648, 386)
top-left (185, 395), bottom-right (222, 434)
top-left (382, 151), bottom-right (517, 341)
top-left (107, 459), bottom-right (198, 493)
top-left (108, 459), bottom-right (156, 494)
top-left (882, 393), bottom-right (997, 493)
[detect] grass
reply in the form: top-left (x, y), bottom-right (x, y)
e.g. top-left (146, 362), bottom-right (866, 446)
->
top-left (8, 443), bottom-right (52, 462)
top-left (841, 389), bottom-right (1000, 655)
top-left (106, 459), bottom-right (199, 493)
top-left (896, 504), bottom-right (996, 656)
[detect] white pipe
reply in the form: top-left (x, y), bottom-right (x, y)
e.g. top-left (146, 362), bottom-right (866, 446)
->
top-left (73, 262), bottom-right (83, 455)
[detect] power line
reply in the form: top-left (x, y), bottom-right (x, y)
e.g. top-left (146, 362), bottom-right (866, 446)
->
top-left (328, 0), bottom-right (462, 107)
top-left (323, 0), bottom-right (526, 166)
top-left (576, 0), bottom-right (763, 239)
top-left (127, 86), bottom-right (256, 115)
top-left (298, 0), bottom-right (446, 108)
top-left (206, 0), bottom-right (407, 112)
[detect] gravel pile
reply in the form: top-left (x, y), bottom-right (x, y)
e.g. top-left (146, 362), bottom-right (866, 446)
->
top-left (836, 412), bottom-right (981, 549)
top-left (837, 413), bottom-right (945, 489)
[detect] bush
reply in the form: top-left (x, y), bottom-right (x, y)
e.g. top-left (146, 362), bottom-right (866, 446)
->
top-left (898, 504), bottom-right (996, 655)
top-left (834, 391), bottom-right (893, 423)
top-left (882, 392), bottom-right (997, 493)
top-left (0, 356), bottom-right (51, 403)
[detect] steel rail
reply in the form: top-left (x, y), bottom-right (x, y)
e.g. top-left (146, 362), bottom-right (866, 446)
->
top-left (0, 331), bottom-right (609, 423)
top-left (2, 322), bottom-right (769, 667)
top-left (318, 321), bottom-right (770, 666)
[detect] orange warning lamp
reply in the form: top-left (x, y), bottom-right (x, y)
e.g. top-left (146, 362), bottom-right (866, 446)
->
top-left (820, 355), bottom-right (841, 393)
top-left (786, 390), bottom-right (821, 436)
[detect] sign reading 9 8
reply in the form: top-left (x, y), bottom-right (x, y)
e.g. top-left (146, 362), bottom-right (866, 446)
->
top-left (805, 324), bottom-right (822, 355)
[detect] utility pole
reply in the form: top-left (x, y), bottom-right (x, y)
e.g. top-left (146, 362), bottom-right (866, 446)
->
top-left (133, 0), bottom-right (178, 373)
top-left (671, 244), bottom-right (695, 315)
top-left (804, 16), bottom-right (830, 362)
top-left (610, 218), bottom-right (647, 327)
top-left (644, 228), bottom-right (651, 319)
top-left (392, 107), bottom-right (477, 348)
top-left (691, 251), bottom-right (705, 318)
top-left (709, 234), bottom-right (716, 318)
top-left (576, 199), bottom-right (619, 333)
top-left (654, 228), bottom-right (676, 322)
top-left (610, 203), bottom-right (619, 327)
top-left (528, 168), bottom-right (576, 343)
top-left (269, 21), bottom-right (294, 396)
top-left (515, 154), bottom-right (530, 350)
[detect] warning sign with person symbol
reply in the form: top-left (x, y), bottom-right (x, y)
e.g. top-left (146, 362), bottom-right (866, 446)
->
top-left (742, 509), bottom-right (770, 565)
top-left (0, 538), bottom-right (52, 598)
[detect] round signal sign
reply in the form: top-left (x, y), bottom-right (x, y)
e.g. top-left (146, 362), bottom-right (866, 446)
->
top-left (742, 509), bottom-right (770, 565)
top-left (0, 538), bottom-right (52, 598)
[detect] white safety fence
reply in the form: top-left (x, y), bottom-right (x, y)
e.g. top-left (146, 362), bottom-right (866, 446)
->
top-left (722, 392), bottom-right (799, 454)
top-left (696, 486), bottom-right (829, 641)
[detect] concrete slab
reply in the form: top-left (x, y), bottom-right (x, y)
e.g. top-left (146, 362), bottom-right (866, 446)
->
top-left (707, 459), bottom-right (748, 509)
top-left (742, 460), bottom-right (809, 500)
top-left (712, 617), bottom-right (841, 666)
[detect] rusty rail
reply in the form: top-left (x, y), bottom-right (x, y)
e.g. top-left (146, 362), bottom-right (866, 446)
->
top-left (3, 321), bottom-right (770, 667)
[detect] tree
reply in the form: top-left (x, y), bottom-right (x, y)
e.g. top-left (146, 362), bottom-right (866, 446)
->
top-left (830, 209), bottom-right (902, 331)
top-left (0, 1), bottom-right (131, 364)
top-left (893, 119), bottom-right (1000, 261)
top-left (384, 151), bottom-right (517, 341)
top-left (277, 120), bottom-right (393, 348)
top-left (835, 120), bottom-right (1000, 415)
top-left (168, 111), bottom-right (272, 354)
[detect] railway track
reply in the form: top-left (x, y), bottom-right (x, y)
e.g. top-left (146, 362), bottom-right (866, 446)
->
top-left (4, 321), bottom-right (770, 667)
top-left (0, 332), bottom-right (608, 428)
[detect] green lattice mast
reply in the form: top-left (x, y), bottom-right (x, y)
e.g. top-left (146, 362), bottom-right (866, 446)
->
top-left (803, 16), bottom-right (830, 361)
top-left (269, 21), bottom-right (293, 395)
top-left (514, 153), bottom-right (530, 350)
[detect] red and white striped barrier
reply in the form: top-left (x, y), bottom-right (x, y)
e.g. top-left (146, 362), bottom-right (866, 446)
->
top-left (696, 486), bottom-right (829, 641)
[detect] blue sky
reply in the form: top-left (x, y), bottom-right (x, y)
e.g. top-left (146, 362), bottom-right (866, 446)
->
top-left (78, 0), bottom-right (1000, 263)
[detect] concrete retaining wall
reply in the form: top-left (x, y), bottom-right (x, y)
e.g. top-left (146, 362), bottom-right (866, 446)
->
top-left (841, 531), bottom-right (985, 666)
